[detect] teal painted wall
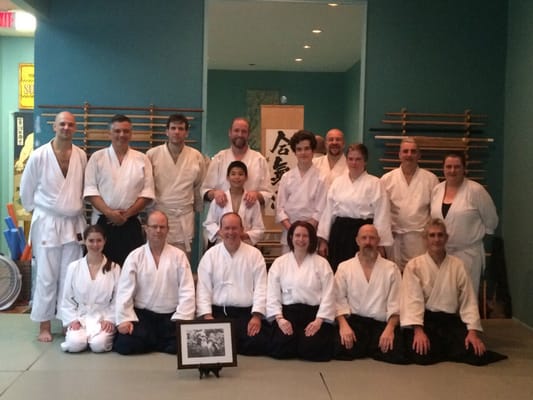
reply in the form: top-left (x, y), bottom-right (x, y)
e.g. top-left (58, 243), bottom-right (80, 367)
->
top-left (32, 0), bottom-right (205, 266)
top-left (503, 0), bottom-right (533, 327)
top-left (364, 0), bottom-right (507, 216)
top-left (0, 37), bottom-right (34, 256)
top-left (34, 0), bottom-right (204, 145)
top-left (343, 61), bottom-right (361, 142)
top-left (206, 69), bottom-right (348, 156)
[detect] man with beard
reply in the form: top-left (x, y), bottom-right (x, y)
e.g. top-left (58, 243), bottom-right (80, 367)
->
top-left (401, 218), bottom-right (507, 365)
top-left (381, 138), bottom-right (438, 270)
top-left (201, 117), bottom-right (272, 208)
top-left (334, 224), bottom-right (407, 364)
top-left (313, 128), bottom-right (347, 188)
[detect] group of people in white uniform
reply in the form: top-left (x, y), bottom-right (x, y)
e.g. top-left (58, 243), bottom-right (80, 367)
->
top-left (19, 111), bottom-right (506, 365)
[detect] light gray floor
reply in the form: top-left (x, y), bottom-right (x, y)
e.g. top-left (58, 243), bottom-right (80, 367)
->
top-left (0, 315), bottom-right (532, 400)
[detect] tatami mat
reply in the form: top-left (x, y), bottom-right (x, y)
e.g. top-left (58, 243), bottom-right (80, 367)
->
top-left (0, 315), bottom-right (532, 400)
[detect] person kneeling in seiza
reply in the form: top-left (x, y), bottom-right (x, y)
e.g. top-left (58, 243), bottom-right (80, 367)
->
top-left (400, 218), bottom-right (507, 365)
top-left (267, 221), bottom-right (336, 361)
top-left (334, 224), bottom-right (408, 364)
top-left (196, 212), bottom-right (270, 356)
top-left (113, 210), bottom-right (195, 355)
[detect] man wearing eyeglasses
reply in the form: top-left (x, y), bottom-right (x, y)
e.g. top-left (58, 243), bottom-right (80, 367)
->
top-left (113, 210), bottom-right (195, 355)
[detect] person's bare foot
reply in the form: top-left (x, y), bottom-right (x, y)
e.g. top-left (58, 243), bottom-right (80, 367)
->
top-left (38, 321), bottom-right (53, 342)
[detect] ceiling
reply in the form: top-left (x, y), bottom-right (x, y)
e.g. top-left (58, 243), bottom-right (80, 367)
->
top-left (0, 0), bottom-right (366, 73)
top-left (0, 0), bottom-right (33, 36)
top-left (208, 0), bottom-right (365, 72)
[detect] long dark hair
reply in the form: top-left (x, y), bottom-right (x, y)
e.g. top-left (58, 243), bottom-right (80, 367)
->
top-left (83, 225), bottom-right (113, 274)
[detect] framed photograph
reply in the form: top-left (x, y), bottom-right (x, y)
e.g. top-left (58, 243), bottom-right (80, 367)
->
top-left (176, 319), bottom-right (237, 369)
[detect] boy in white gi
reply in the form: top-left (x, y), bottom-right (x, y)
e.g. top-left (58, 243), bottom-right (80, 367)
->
top-left (203, 160), bottom-right (264, 246)
top-left (276, 130), bottom-right (327, 253)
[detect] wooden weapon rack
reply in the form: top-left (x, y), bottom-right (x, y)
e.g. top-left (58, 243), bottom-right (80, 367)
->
top-left (371, 108), bottom-right (493, 184)
top-left (38, 102), bottom-right (204, 156)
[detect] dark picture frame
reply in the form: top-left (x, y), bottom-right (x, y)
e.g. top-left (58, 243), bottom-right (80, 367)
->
top-left (176, 319), bottom-right (237, 369)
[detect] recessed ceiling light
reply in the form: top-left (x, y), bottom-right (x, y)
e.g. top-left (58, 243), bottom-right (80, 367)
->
top-left (295, 58), bottom-right (303, 62)
top-left (328, 3), bottom-right (339, 6)
top-left (303, 45), bottom-right (311, 49)
top-left (312, 29), bottom-right (323, 34)
top-left (14, 11), bottom-right (36, 32)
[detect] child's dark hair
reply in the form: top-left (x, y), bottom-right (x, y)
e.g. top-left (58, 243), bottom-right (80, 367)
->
top-left (226, 160), bottom-right (248, 176)
top-left (83, 224), bottom-right (113, 274)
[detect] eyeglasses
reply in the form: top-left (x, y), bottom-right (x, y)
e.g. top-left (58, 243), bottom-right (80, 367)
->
top-left (146, 224), bottom-right (168, 230)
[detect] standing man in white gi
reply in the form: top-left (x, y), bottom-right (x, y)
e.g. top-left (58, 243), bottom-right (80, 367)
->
top-left (84, 114), bottom-right (155, 266)
top-left (201, 117), bottom-right (272, 208)
top-left (146, 114), bottom-right (206, 257)
top-left (381, 138), bottom-right (439, 270)
top-left (113, 210), bottom-right (195, 355)
top-left (334, 225), bottom-right (407, 364)
top-left (400, 218), bottom-right (506, 365)
top-left (312, 128), bottom-right (347, 187)
top-left (20, 111), bottom-right (87, 342)
top-left (196, 212), bottom-right (269, 355)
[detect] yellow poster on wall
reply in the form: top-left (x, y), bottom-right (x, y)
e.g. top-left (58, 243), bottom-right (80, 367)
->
top-left (18, 63), bottom-right (34, 110)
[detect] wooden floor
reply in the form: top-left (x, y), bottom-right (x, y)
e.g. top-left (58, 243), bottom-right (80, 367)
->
top-left (0, 315), bottom-right (532, 400)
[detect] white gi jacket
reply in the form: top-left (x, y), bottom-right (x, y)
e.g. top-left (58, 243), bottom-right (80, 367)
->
top-left (115, 243), bottom-right (196, 323)
top-left (201, 148), bottom-right (272, 204)
top-left (20, 142), bottom-right (87, 246)
top-left (335, 254), bottom-right (401, 322)
top-left (146, 144), bottom-right (206, 247)
top-left (400, 252), bottom-right (482, 331)
top-left (267, 252), bottom-right (335, 322)
top-left (84, 146), bottom-right (155, 223)
top-left (196, 242), bottom-right (267, 317)
top-left (61, 256), bottom-right (120, 327)
top-left (203, 190), bottom-right (265, 245)
top-left (317, 171), bottom-right (393, 246)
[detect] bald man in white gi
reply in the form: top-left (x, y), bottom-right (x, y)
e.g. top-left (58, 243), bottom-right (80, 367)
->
top-left (113, 211), bottom-right (195, 355)
top-left (334, 225), bottom-right (407, 364)
top-left (20, 111), bottom-right (87, 342)
top-left (381, 138), bottom-right (438, 270)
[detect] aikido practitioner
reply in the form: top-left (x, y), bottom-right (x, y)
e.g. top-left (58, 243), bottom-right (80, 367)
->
top-left (20, 111), bottom-right (87, 342)
top-left (84, 114), bottom-right (155, 266)
top-left (401, 218), bottom-right (507, 365)
top-left (113, 211), bottom-right (195, 355)
top-left (267, 221), bottom-right (335, 361)
top-left (146, 113), bottom-right (206, 258)
top-left (334, 225), bottom-right (408, 364)
top-left (196, 212), bottom-right (270, 355)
